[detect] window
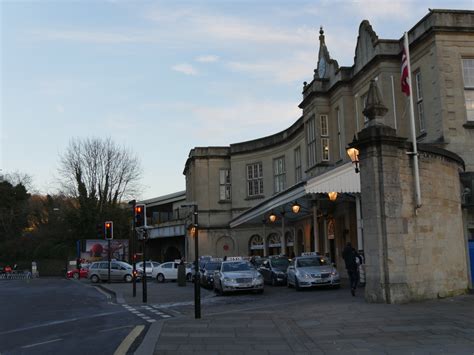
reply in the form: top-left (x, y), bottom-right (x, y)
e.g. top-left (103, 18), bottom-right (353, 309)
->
top-left (320, 114), bottom-right (329, 136)
top-left (219, 169), bottom-right (231, 200)
top-left (320, 115), bottom-right (330, 161)
top-left (247, 162), bottom-right (263, 196)
top-left (306, 116), bottom-right (317, 167)
top-left (162, 263), bottom-right (172, 269)
top-left (415, 71), bottom-right (425, 132)
top-left (336, 108), bottom-right (344, 159)
top-left (273, 156), bottom-right (286, 193)
top-left (462, 59), bottom-right (474, 121)
top-left (321, 138), bottom-right (330, 161)
top-left (294, 147), bottom-right (302, 183)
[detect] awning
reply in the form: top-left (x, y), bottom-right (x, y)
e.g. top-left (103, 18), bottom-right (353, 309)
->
top-left (229, 182), bottom-right (306, 228)
top-left (305, 162), bottom-right (360, 194)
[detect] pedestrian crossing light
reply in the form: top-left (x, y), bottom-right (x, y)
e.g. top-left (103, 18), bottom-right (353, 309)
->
top-left (104, 221), bottom-right (113, 240)
top-left (135, 204), bottom-right (146, 228)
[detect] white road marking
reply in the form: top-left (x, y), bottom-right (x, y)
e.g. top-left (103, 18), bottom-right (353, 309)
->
top-left (99, 325), bottom-right (134, 333)
top-left (147, 319), bottom-right (156, 323)
top-left (0, 311), bottom-right (124, 336)
top-left (113, 325), bottom-right (144, 355)
top-left (21, 338), bottom-right (62, 348)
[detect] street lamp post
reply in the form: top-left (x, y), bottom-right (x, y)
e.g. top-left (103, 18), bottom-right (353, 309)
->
top-left (182, 203), bottom-right (201, 319)
top-left (193, 207), bottom-right (201, 319)
top-left (128, 199), bottom-right (137, 297)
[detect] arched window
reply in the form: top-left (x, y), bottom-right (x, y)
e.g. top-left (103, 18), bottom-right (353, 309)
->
top-left (267, 233), bottom-right (280, 247)
top-left (249, 235), bottom-right (264, 250)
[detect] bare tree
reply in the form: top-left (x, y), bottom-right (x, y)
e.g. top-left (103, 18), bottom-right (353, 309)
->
top-left (58, 137), bottom-right (142, 210)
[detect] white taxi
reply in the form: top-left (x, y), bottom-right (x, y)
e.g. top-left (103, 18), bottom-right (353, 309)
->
top-left (213, 257), bottom-right (264, 295)
top-left (287, 252), bottom-right (340, 290)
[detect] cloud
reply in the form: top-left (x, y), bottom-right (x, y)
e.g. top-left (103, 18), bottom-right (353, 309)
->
top-left (196, 55), bottom-right (219, 63)
top-left (55, 104), bottom-right (65, 113)
top-left (226, 50), bottom-right (316, 84)
top-left (188, 99), bottom-right (301, 143)
top-left (172, 63), bottom-right (198, 76)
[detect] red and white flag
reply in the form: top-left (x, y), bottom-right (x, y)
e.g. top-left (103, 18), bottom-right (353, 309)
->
top-left (401, 40), bottom-right (410, 96)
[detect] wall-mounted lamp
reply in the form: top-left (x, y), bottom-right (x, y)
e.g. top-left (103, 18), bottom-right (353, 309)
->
top-left (346, 147), bottom-right (360, 173)
top-left (291, 201), bottom-right (301, 214)
top-left (269, 211), bottom-right (277, 223)
top-left (328, 192), bottom-right (338, 201)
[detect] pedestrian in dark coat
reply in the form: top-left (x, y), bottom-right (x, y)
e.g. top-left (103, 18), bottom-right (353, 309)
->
top-left (342, 242), bottom-right (360, 296)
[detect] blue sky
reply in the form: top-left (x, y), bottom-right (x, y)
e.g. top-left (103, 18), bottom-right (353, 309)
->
top-left (2, 0), bottom-right (472, 199)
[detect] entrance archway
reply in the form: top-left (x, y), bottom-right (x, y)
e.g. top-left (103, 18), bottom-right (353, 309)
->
top-left (267, 233), bottom-right (281, 255)
top-left (249, 234), bottom-right (264, 256)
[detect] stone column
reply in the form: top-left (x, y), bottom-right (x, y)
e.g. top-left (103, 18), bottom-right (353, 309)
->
top-left (281, 212), bottom-right (286, 255)
top-left (262, 221), bottom-right (267, 257)
top-left (312, 204), bottom-right (319, 253)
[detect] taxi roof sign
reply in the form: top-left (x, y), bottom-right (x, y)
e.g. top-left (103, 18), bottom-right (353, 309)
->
top-left (210, 257), bottom-right (223, 262)
top-left (301, 252), bottom-right (319, 256)
top-left (225, 256), bottom-right (243, 261)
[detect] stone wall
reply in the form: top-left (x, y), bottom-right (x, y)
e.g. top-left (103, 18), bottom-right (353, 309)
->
top-left (357, 124), bottom-right (468, 303)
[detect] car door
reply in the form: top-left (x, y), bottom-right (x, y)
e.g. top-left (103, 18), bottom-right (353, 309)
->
top-left (98, 262), bottom-right (109, 280)
top-left (287, 259), bottom-right (296, 285)
top-left (110, 262), bottom-right (121, 281)
top-left (160, 262), bottom-right (173, 279)
top-left (259, 260), bottom-right (271, 283)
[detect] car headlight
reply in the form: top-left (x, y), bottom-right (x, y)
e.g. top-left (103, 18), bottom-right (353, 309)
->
top-left (331, 270), bottom-right (339, 277)
top-left (298, 271), bottom-right (311, 279)
top-left (257, 274), bottom-right (263, 280)
top-left (223, 277), bottom-right (236, 283)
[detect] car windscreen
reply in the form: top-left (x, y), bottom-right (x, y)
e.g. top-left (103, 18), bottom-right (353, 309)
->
top-left (297, 257), bottom-right (329, 267)
top-left (204, 262), bottom-right (221, 271)
top-left (271, 258), bottom-right (289, 270)
top-left (222, 262), bottom-right (252, 272)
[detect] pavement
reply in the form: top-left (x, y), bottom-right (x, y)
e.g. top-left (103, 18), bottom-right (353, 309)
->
top-left (96, 280), bottom-right (474, 355)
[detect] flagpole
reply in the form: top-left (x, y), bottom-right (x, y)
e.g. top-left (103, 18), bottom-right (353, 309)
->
top-left (404, 32), bottom-right (422, 209)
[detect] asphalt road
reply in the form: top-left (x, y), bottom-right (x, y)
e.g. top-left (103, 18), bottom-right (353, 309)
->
top-left (0, 278), bottom-right (144, 355)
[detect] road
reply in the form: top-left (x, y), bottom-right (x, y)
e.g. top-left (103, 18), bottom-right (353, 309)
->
top-left (0, 278), bottom-right (145, 355)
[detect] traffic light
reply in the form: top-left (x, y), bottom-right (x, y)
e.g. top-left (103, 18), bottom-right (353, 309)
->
top-left (104, 221), bottom-right (113, 240)
top-left (135, 204), bottom-right (146, 228)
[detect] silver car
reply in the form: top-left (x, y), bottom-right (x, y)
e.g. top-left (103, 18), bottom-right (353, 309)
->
top-left (287, 254), bottom-right (340, 290)
top-left (88, 261), bottom-right (135, 283)
top-left (214, 258), bottom-right (264, 295)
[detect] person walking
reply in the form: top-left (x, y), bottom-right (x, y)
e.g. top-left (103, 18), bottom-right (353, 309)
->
top-left (342, 242), bottom-right (360, 296)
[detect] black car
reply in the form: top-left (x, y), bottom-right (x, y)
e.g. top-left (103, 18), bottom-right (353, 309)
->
top-left (258, 257), bottom-right (290, 286)
top-left (200, 261), bottom-right (222, 289)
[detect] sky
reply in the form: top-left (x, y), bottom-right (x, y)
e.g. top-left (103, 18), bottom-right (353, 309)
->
top-left (1, 0), bottom-right (472, 200)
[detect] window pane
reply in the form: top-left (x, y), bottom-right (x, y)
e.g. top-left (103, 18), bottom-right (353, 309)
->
top-left (465, 90), bottom-right (474, 121)
top-left (463, 59), bottom-right (474, 88)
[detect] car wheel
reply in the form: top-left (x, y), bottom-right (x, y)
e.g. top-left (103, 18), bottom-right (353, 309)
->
top-left (186, 273), bottom-right (192, 282)
top-left (157, 273), bottom-right (165, 283)
top-left (72, 272), bottom-right (79, 280)
top-left (124, 274), bottom-right (132, 283)
top-left (287, 278), bottom-right (292, 288)
top-left (295, 279), bottom-right (301, 291)
top-left (90, 275), bottom-right (99, 283)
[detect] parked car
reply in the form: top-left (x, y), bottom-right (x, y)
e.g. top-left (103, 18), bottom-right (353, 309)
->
top-left (136, 261), bottom-right (161, 278)
top-left (200, 259), bottom-right (222, 289)
top-left (286, 253), bottom-right (340, 290)
top-left (258, 256), bottom-right (289, 285)
top-left (88, 261), bottom-right (136, 283)
top-left (66, 267), bottom-right (89, 280)
top-left (152, 261), bottom-right (193, 283)
top-left (213, 257), bottom-right (264, 295)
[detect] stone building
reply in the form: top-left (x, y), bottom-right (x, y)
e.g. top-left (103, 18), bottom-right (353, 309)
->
top-left (145, 9), bottom-right (474, 302)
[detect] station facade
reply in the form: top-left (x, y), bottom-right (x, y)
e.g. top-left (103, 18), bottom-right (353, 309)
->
top-left (143, 9), bottom-right (474, 302)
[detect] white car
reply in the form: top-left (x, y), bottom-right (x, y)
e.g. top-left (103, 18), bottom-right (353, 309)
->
top-left (213, 258), bottom-right (264, 295)
top-left (152, 261), bottom-right (193, 283)
top-left (136, 261), bottom-right (160, 278)
top-left (286, 253), bottom-right (340, 290)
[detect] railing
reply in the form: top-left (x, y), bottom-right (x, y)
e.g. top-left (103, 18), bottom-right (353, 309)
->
top-left (0, 272), bottom-right (33, 280)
